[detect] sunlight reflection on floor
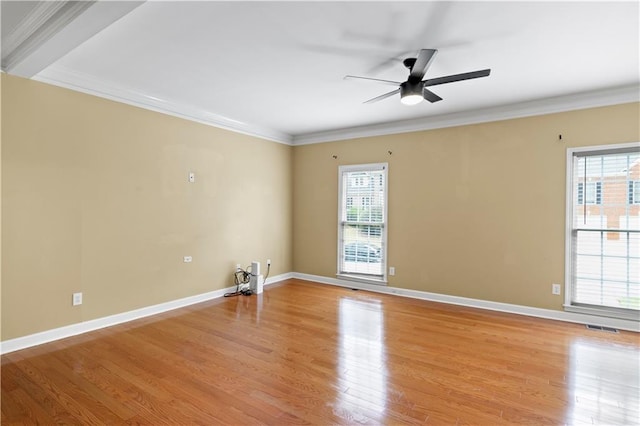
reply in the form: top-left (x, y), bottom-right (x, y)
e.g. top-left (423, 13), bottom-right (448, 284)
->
top-left (335, 297), bottom-right (388, 422)
top-left (567, 338), bottom-right (640, 425)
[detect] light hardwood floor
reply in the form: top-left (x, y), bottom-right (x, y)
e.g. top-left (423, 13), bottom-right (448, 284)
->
top-left (2, 279), bottom-right (639, 425)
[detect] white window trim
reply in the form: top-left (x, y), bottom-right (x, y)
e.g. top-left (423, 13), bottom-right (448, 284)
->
top-left (337, 162), bottom-right (388, 285)
top-left (564, 142), bottom-right (640, 320)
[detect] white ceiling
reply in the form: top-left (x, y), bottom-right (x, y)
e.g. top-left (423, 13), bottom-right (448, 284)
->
top-left (2, 1), bottom-right (639, 144)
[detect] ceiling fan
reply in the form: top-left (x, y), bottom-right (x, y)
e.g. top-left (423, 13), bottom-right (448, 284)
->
top-left (345, 49), bottom-right (491, 105)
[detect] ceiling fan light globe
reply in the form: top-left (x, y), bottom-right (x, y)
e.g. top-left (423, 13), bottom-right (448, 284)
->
top-left (401, 94), bottom-right (423, 105)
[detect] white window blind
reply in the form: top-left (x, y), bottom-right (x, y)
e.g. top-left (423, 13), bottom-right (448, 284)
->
top-left (567, 145), bottom-right (640, 318)
top-left (338, 163), bottom-right (387, 282)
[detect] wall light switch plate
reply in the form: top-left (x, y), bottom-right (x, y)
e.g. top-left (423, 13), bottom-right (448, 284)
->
top-left (389, 267), bottom-right (395, 276)
top-left (188, 172), bottom-right (195, 183)
top-left (72, 292), bottom-right (83, 306)
top-left (184, 256), bottom-right (193, 263)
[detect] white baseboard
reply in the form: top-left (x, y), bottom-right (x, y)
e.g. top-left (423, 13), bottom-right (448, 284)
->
top-left (0, 272), bottom-right (292, 354)
top-left (292, 272), bottom-right (640, 333)
top-left (3, 270), bottom-right (636, 354)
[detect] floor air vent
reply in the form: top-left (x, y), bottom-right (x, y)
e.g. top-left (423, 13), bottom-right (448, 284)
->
top-left (586, 324), bottom-right (619, 333)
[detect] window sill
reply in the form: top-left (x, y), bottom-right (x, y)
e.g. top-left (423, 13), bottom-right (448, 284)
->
top-left (336, 273), bottom-right (387, 286)
top-left (564, 304), bottom-right (640, 321)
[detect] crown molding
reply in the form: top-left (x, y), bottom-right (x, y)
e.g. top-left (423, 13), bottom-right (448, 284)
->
top-left (33, 63), bottom-right (637, 147)
top-left (1, 1), bottom-right (69, 63)
top-left (34, 66), bottom-right (293, 145)
top-left (2, 2), bottom-right (144, 78)
top-left (292, 84), bottom-right (640, 145)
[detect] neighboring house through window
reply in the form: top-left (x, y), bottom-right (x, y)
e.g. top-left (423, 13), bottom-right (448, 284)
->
top-left (565, 143), bottom-right (640, 319)
top-left (346, 197), bottom-right (353, 209)
top-left (629, 181), bottom-right (640, 204)
top-left (338, 163), bottom-right (388, 283)
top-left (577, 182), bottom-right (602, 204)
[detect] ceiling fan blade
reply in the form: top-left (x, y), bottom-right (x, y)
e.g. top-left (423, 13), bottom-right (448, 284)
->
top-left (409, 49), bottom-right (438, 80)
top-left (363, 88), bottom-right (401, 104)
top-left (422, 88), bottom-right (442, 103)
top-left (423, 69), bottom-right (491, 87)
top-left (344, 75), bottom-right (401, 86)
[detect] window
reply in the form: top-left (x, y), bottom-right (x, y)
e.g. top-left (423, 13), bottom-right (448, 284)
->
top-left (630, 181), bottom-right (640, 204)
top-left (577, 182), bottom-right (602, 204)
top-left (566, 144), bottom-right (640, 319)
top-left (346, 197), bottom-right (353, 209)
top-left (338, 163), bottom-right (388, 283)
top-left (352, 175), bottom-right (368, 187)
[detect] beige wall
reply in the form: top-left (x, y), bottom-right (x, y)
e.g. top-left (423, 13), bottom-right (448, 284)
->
top-left (2, 71), bottom-right (638, 341)
top-left (1, 73), bottom-right (3, 342)
top-left (293, 103), bottom-right (640, 310)
top-left (1, 74), bottom-right (292, 340)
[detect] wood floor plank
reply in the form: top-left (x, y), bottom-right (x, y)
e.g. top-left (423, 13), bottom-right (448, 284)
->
top-left (2, 279), bottom-right (639, 424)
top-left (7, 387), bottom-right (59, 425)
top-left (1, 388), bottom-right (27, 423)
top-left (2, 354), bottom-right (84, 425)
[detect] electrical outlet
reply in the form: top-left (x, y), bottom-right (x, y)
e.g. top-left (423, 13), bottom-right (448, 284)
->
top-left (183, 256), bottom-right (193, 263)
top-left (236, 263), bottom-right (242, 271)
top-left (267, 259), bottom-right (271, 266)
top-left (72, 292), bottom-right (83, 306)
top-left (552, 283), bottom-right (561, 295)
top-left (188, 172), bottom-right (195, 183)
top-left (389, 266), bottom-right (395, 276)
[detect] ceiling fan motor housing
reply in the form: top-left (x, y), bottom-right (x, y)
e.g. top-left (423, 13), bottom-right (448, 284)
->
top-left (400, 80), bottom-right (423, 97)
